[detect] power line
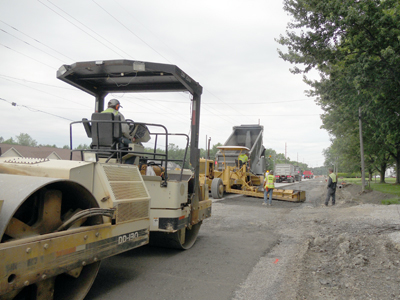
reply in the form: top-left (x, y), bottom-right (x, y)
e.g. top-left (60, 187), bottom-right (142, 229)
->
top-left (0, 43), bottom-right (54, 69)
top-left (37, 0), bottom-right (127, 58)
top-left (39, 1), bottom-right (257, 126)
top-left (108, 0), bottom-right (254, 125)
top-left (202, 113), bottom-right (321, 116)
top-left (111, 0), bottom-right (190, 64)
top-left (0, 20), bottom-right (75, 61)
top-left (0, 28), bottom-right (65, 63)
top-left (0, 76), bottom-right (92, 108)
top-left (0, 74), bottom-right (76, 90)
top-left (0, 97), bottom-right (74, 121)
top-left (91, 0), bottom-right (171, 63)
top-left (46, 0), bottom-right (133, 59)
top-left (203, 98), bottom-right (316, 104)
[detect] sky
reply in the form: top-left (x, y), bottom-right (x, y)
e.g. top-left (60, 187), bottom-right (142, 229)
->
top-left (0, 0), bottom-right (331, 168)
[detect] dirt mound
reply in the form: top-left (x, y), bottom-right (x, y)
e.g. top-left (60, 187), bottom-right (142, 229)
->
top-left (231, 181), bottom-right (400, 300)
top-left (338, 183), bottom-right (395, 205)
top-left (298, 225), bottom-right (400, 299)
top-left (293, 183), bottom-right (400, 299)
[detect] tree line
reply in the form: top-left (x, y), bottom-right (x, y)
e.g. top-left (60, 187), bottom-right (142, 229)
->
top-left (277, 0), bottom-right (400, 183)
top-left (0, 133), bottom-right (65, 148)
top-left (0, 133), bottom-right (88, 150)
top-left (1, 133), bottom-right (317, 174)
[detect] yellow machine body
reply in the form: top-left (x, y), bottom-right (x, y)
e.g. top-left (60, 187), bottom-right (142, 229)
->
top-left (0, 157), bottom-right (150, 298)
top-left (201, 148), bottom-right (306, 202)
top-left (0, 59), bottom-right (211, 300)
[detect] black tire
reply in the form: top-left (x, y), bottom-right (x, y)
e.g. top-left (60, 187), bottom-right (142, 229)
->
top-left (211, 178), bottom-right (224, 199)
top-left (149, 221), bottom-right (202, 250)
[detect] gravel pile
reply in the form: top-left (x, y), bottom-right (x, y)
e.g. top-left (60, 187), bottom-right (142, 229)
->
top-left (234, 182), bottom-right (400, 300)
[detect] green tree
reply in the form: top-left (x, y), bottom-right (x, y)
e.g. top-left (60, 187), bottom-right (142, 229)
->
top-left (75, 144), bottom-right (90, 150)
top-left (15, 133), bottom-right (37, 146)
top-left (277, 0), bottom-right (400, 183)
top-left (209, 143), bottom-right (222, 160)
top-left (2, 137), bottom-right (16, 145)
top-left (168, 143), bottom-right (190, 168)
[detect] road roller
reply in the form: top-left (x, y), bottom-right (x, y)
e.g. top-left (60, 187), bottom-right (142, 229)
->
top-left (0, 60), bottom-right (211, 299)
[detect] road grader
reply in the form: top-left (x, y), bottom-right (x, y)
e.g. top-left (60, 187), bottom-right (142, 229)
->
top-left (200, 125), bottom-right (306, 202)
top-left (0, 60), bottom-right (211, 299)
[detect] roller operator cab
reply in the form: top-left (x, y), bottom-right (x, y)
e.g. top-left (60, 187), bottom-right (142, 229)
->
top-left (0, 60), bottom-right (211, 300)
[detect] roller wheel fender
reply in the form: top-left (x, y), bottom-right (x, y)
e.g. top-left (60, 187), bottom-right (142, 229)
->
top-left (211, 178), bottom-right (224, 199)
top-left (0, 174), bottom-right (102, 300)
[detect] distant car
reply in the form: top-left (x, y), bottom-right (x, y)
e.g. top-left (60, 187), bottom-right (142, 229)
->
top-left (376, 175), bottom-right (381, 178)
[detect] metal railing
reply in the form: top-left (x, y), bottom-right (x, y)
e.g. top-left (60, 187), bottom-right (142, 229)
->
top-left (69, 119), bottom-right (190, 184)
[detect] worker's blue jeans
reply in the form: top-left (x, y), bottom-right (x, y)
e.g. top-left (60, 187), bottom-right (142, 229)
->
top-left (264, 188), bottom-right (273, 204)
top-left (119, 137), bottom-right (131, 147)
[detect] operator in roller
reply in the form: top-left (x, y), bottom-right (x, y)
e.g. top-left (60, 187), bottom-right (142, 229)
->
top-left (102, 99), bottom-right (134, 146)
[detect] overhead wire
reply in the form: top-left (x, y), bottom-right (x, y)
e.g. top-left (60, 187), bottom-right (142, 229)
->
top-left (1, 2), bottom-right (318, 149)
top-left (0, 76), bottom-right (92, 108)
top-left (37, 0), bottom-right (127, 58)
top-left (46, 0), bottom-right (134, 59)
top-left (118, 93), bottom-right (205, 131)
top-left (0, 20), bottom-right (75, 61)
top-left (203, 98), bottom-right (315, 104)
top-left (91, 0), bottom-right (171, 63)
top-left (0, 43), bottom-right (54, 69)
top-left (0, 74), bottom-right (78, 90)
top-left (0, 97), bottom-right (74, 121)
top-left (109, 92), bottom-right (218, 135)
top-left (0, 28), bottom-right (65, 63)
top-left (109, 0), bottom-right (256, 126)
top-left (34, 1), bottom-right (260, 130)
top-left (201, 113), bottom-right (321, 116)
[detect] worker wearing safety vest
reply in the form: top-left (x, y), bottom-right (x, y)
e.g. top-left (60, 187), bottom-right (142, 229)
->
top-left (263, 170), bottom-right (276, 206)
top-left (238, 153), bottom-right (249, 168)
top-left (101, 99), bottom-right (133, 146)
top-left (325, 168), bottom-right (337, 206)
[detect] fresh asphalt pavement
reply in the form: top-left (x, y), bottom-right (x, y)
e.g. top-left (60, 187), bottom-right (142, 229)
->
top-left (86, 180), bottom-right (312, 300)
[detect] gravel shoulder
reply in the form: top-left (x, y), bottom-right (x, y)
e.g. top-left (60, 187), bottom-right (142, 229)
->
top-left (233, 179), bottom-right (400, 300)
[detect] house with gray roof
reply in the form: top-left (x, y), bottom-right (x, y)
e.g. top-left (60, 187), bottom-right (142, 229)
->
top-left (0, 144), bottom-right (82, 161)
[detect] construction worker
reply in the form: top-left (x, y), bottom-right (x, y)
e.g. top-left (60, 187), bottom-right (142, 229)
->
top-left (102, 99), bottom-right (133, 146)
top-left (238, 152), bottom-right (249, 168)
top-left (263, 170), bottom-right (275, 206)
top-left (325, 168), bottom-right (337, 206)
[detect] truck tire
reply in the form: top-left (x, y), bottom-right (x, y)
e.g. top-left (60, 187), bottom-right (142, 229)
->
top-left (211, 178), bottom-right (224, 199)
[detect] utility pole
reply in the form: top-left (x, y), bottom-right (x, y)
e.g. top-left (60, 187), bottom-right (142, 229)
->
top-left (359, 107), bottom-right (366, 192)
top-left (336, 156), bottom-right (339, 175)
top-left (285, 142), bottom-right (287, 163)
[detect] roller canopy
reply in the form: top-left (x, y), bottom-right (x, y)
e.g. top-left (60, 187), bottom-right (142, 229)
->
top-left (57, 59), bottom-right (203, 211)
top-left (56, 59), bottom-right (202, 97)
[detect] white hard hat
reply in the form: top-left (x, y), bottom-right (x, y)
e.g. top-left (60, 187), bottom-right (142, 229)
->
top-left (108, 99), bottom-right (123, 108)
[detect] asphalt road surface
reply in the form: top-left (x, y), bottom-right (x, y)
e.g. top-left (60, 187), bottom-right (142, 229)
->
top-left (86, 179), bottom-right (316, 300)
